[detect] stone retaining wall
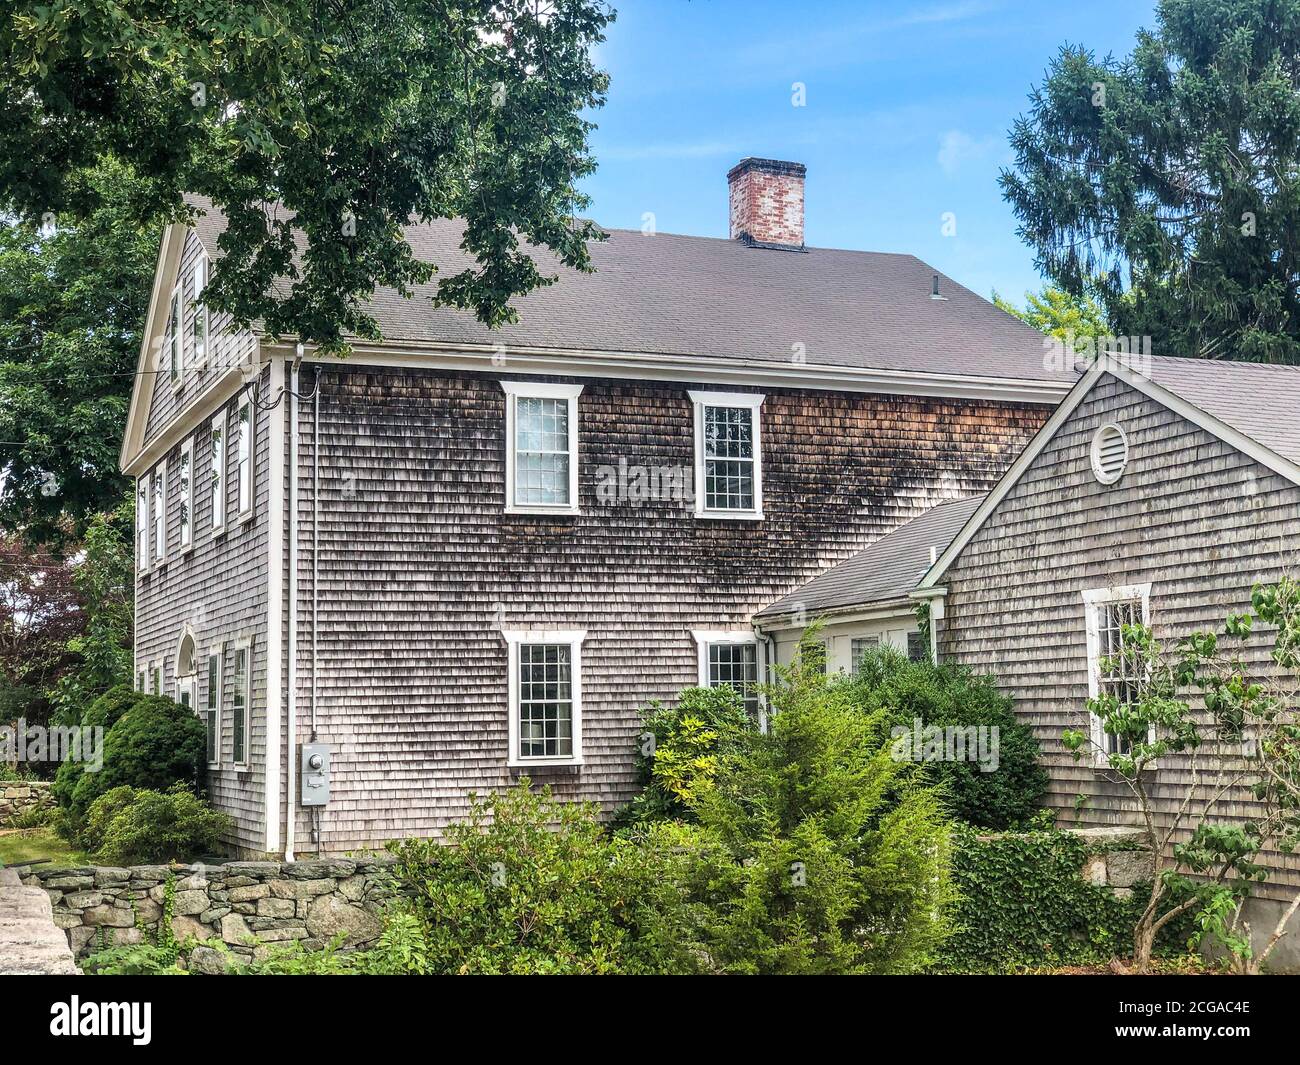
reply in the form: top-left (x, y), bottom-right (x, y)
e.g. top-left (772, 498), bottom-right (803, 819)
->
top-left (22, 855), bottom-right (398, 971)
top-left (0, 780), bottom-right (56, 827)
top-left (1071, 825), bottom-right (1156, 896)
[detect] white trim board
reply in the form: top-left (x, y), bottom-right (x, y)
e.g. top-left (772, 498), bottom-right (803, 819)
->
top-left (500, 629), bottom-right (587, 768)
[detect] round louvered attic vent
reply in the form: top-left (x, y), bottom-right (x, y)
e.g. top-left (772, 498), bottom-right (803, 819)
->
top-left (1091, 424), bottom-right (1129, 485)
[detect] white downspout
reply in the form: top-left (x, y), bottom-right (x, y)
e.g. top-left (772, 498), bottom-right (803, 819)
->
top-left (285, 361), bottom-right (299, 862)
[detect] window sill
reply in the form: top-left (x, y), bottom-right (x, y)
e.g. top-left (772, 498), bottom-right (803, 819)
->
top-left (505, 505), bottom-right (580, 517)
top-left (508, 756), bottom-right (583, 769)
top-left (211, 524), bottom-right (226, 539)
top-left (236, 510), bottom-right (255, 528)
top-left (694, 509), bottom-right (764, 521)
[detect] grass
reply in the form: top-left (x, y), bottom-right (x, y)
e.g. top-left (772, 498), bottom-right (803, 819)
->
top-left (0, 827), bottom-right (86, 869)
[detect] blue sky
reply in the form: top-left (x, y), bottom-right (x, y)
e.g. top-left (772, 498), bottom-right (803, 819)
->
top-left (580, 0), bottom-right (1156, 304)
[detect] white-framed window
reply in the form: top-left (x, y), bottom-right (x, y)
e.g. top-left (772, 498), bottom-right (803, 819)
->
top-left (501, 629), bottom-right (586, 766)
top-left (1082, 584), bottom-right (1152, 761)
top-left (151, 462), bottom-right (166, 564)
top-left (230, 638), bottom-right (250, 767)
top-left (150, 662), bottom-right (161, 695)
top-left (851, 636), bottom-right (880, 672)
top-left (136, 668), bottom-right (146, 692)
top-left (687, 391), bottom-right (765, 519)
top-left (500, 381), bottom-right (582, 513)
top-left (235, 392), bottom-right (253, 521)
top-left (136, 477), bottom-right (149, 572)
top-left (693, 630), bottom-right (762, 718)
top-left (205, 648), bottom-right (222, 768)
top-left (167, 283), bottom-right (183, 387)
top-left (178, 438), bottom-right (193, 552)
top-left (191, 254), bottom-right (209, 367)
top-left (906, 631), bottom-right (928, 662)
top-left (210, 411), bottom-right (226, 533)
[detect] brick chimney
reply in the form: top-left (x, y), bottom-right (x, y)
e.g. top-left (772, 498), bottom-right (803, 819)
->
top-left (727, 158), bottom-right (806, 249)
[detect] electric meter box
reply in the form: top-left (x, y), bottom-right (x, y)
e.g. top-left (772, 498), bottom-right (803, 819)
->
top-left (300, 743), bottom-right (331, 806)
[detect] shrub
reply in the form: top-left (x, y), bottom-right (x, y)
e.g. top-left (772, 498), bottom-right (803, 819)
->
top-left (82, 785), bottom-right (231, 865)
top-left (680, 660), bottom-right (956, 974)
top-left (617, 685), bottom-right (753, 825)
top-left (845, 647), bottom-right (1047, 828)
top-left (67, 691), bottom-right (206, 821)
top-left (388, 781), bottom-right (707, 975)
top-left (51, 684), bottom-right (140, 811)
top-left (932, 824), bottom-right (1192, 973)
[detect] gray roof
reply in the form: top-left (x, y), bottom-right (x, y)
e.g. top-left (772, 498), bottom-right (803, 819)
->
top-left (1142, 355), bottom-right (1300, 468)
top-left (754, 495), bottom-right (985, 621)
top-left (189, 199), bottom-right (1072, 383)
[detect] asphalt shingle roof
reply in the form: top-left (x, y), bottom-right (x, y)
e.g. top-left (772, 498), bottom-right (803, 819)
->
top-left (754, 495), bottom-right (985, 620)
top-left (189, 199), bottom-right (1073, 382)
top-left (1142, 354), bottom-right (1300, 469)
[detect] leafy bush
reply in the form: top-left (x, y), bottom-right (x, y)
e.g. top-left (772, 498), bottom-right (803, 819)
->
top-left (845, 647), bottom-right (1047, 828)
top-left (617, 685), bottom-right (753, 825)
top-left (388, 782), bottom-right (706, 975)
top-left (66, 690), bottom-right (206, 821)
top-left (679, 660), bottom-right (956, 974)
top-left (51, 683), bottom-right (139, 811)
top-left (82, 785), bottom-right (231, 865)
top-left (932, 824), bottom-right (1191, 973)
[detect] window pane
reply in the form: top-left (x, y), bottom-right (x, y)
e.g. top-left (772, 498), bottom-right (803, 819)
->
top-left (906, 631), bottom-right (927, 662)
top-left (152, 470), bottom-right (164, 557)
top-left (232, 647), bottom-right (247, 764)
top-left (237, 403), bottom-right (251, 513)
top-left (851, 636), bottom-right (879, 672)
top-left (211, 422), bottom-right (225, 527)
top-left (514, 397), bottom-right (571, 505)
top-left (702, 406), bottom-right (754, 510)
top-left (1096, 600), bottom-right (1142, 755)
top-left (517, 643), bottom-right (573, 758)
top-left (206, 655), bottom-right (219, 763)
top-left (179, 448), bottom-right (191, 544)
top-left (708, 642), bottom-right (759, 717)
top-left (137, 480), bottom-right (149, 565)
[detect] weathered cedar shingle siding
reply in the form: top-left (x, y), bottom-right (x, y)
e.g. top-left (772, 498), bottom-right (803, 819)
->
top-left (938, 373), bottom-right (1300, 899)
top-left (135, 236), bottom-right (272, 854)
top-left (142, 231), bottom-right (256, 447)
top-left (292, 365), bottom-right (1048, 851)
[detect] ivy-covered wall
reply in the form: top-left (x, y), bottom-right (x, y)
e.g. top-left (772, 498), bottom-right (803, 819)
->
top-left (933, 824), bottom-right (1171, 973)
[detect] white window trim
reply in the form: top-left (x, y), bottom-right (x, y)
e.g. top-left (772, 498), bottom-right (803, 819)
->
top-left (687, 390), bottom-right (765, 520)
top-left (236, 392), bottom-right (254, 524)
top-left (149, 661), bottom-right (161, 696)
top-left (168, 283), bottom-right (183, 390)
top-left (1082, 583), bottom-right (1153, 766)
top-left (206, 645), bottom-right (223, 770)
top-left (500, 381), bottom-right (583, 515)
top-left (210, 410), bottom-right (227, 536)
top-left (192, 253), bottom-right (209, 369)
top-left (501, 628), bottom-right (586, 767)
top-left (692, 629), bottom-right (766, 726)
top-left (152, 460), bottom-right (167, 566)
top-left (230, 637), bottom-right (251, 769)
top-left (178, 437), bottom-right (194, 553)
top-left (136, 476), bottom-right (150, 574)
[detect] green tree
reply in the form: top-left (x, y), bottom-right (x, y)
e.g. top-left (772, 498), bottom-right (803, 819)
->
top-left (0, 161), bottom-right (157, 541)
top-left (1, 0), bottom-right (614, 348)
top-left (1001, 0), bottom-right (1300, 362)
top-left (47, 502), bottom-right (134, 726)
top-left (993, 284), bottom-right (1110, 343)
top-left (683, 660), bottom-right (956, 974)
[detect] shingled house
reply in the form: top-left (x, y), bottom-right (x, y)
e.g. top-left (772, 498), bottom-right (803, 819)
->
top-left (120, 158), bottom-right (1072, 858)
top-left (790, 353), bottom-right (1300, 947)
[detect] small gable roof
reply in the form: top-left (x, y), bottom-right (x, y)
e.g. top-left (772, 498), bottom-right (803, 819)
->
top-left (914, 354), bottom-right (1300, 594)
top-left (755, 495), bottom-right (985, 622)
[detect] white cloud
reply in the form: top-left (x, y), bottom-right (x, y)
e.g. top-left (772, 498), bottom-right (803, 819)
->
top-left (936, 129), bottom-right (1001, 176)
